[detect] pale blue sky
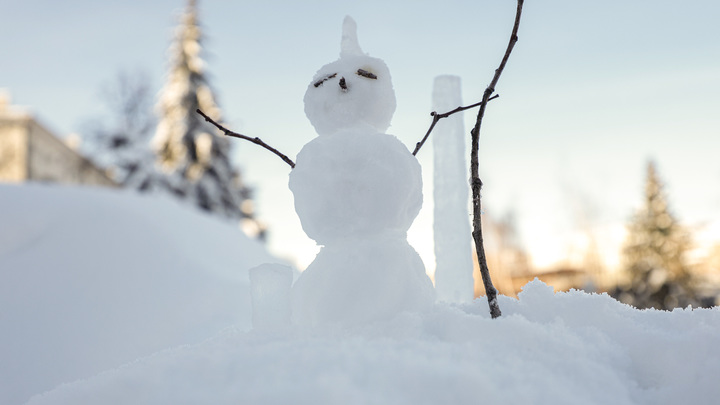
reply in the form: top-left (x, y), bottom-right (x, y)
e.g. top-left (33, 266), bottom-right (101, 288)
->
top-left (2, 0), bottom-right (720, 272)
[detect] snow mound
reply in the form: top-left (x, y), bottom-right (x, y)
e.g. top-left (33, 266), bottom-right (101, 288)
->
top-left (26, 280), bottom-right (720, 405)
top-left (303, 16), bottom-right (396, 136)
top-left (289, 129), bottom-right (422, 243)
top-left (291, 235), bottom-right (434, 326)
top-left (0, 183), bottom-right (287, 405)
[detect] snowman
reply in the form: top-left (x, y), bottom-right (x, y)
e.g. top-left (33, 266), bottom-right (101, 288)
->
top-left (289, 16), bottom-right (435, 326)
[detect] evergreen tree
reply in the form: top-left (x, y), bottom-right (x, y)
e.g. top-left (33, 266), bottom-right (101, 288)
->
top-left (145, 0), bottom-right (261, 235)
top-left (613, 161), bottom-right (698, 309)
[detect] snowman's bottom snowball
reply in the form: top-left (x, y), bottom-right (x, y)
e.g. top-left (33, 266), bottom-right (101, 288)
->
top-left (291, 236), bottom-right (435, 326)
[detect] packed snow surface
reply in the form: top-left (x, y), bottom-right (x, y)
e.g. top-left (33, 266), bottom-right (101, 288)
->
top-left (303, 17), bottom-right (396, 136)
top-left (0, 184), bottom-right (286, 405)
top-left (432, 75), bottom-right (474, 303)
top-left (25, 281), bottom-right (720, 405)
top-left (2, 184), bottom-right (719, 405)
top-left (289, 16), bottom-right (434, 327)
top-left (289, 129), bottom-right (423, 242)
top-left (290, 233), bottom-right (435, 326)
top-left (249, 263), bottom-right (294, 330)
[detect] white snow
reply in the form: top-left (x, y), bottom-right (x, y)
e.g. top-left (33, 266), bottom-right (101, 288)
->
top-left (0, 183), bottom-right (287, 405)
top-left (432, 75), bottom-right (474, 303)
top-left (21, 280), bottom-right (720, 405)
top-left (288, 130), bottom-right (434, 327)
top-left (290, 233), bottom-right (435, 326)
top-left (289, 17), bottom-right (434, 327)
top-left (249, 263), bottom-right (294, 330)
top-left (303, 17), bottom-right (396, 137)
top-left (289, 129), bottom-right (423, 242)
top-left (2, 184), bottom-right (719, 405)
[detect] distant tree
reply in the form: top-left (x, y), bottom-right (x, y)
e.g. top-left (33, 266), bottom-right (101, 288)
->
top-left (705, 244), bottom-right (720, 278)
top-left (613, 161), bottom-right (699, 309)
top-left (141, 0), bottom-right (262, 236)
top-left (84, 69), bottom-right (156, 187)
top-left (703, 244), bottom-right (720, 305)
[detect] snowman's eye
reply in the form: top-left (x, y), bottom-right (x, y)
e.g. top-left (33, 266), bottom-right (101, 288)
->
top-left (313, 73), bottom-right (337, 88)
top-left (356, 69), bottom-right (377, 80)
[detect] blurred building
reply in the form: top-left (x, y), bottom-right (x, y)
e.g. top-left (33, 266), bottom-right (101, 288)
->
top-left (0, 91), bottom-right (115, 187)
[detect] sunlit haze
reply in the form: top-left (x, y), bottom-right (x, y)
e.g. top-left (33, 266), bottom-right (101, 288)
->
top-left (2, 0), bottom-right (719, 276)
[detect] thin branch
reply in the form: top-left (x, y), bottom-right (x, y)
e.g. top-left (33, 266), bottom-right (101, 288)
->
top-left (412, 94), bottom-right (499, 156)
top-left (196, 109), bottom-right (295, 169)
top-left (471, 0), bottom-right (524, 319)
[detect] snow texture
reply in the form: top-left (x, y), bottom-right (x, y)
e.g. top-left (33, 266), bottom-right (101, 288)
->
top-left (289, 129), bottom-right (423, 243)
top-left (249, 263), bottom-right (294, 330)
top-left (24, 280), bottom-right (720, 405)
top-left (290, 233), bottom-right (435, 326)
top-left (0, 183), bottom-right (286, 405)
top-left (2, 184), bottom-right (719, 405)
top-left (432, 75), bottom-right (474, 303)
top-left (289, 16), bottom-right (434, 327)
top-left (303, 17), bottom-right (396, 136)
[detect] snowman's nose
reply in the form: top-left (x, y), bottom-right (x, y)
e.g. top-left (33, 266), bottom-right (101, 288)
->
top-left (339, 77), bottom-right (348, 91)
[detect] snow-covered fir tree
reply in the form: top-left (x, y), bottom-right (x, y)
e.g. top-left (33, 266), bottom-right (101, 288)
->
top-left (144, 0), bottom-right (261, 235)
top-left (613, 161), bottom-right (699, 309)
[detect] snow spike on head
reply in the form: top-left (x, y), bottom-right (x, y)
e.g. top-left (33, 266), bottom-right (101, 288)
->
top-left (340, 16), bottom-right (364, 58)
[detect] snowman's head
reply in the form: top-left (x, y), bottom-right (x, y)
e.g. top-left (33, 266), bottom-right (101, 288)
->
top-left (304, 16), bottom-right (396, 136)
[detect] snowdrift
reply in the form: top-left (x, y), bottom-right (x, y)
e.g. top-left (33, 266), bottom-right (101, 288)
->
top-left (2, 184), bottom-right (719, 405)
top-left (25, 281), bottom-right (720, 405)
top-left (0, 184), bottom-right (286, 405)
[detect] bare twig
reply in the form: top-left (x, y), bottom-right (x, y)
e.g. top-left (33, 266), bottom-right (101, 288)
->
top-left (471, 0), bottom-right (524, 319)
top-left (412, 95), bottom-right (499, 156)
top-left (196, 109), bottom-right (295, 169)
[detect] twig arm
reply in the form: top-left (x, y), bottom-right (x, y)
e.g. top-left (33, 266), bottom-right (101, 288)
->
top-left (412, 95), bottom-right (499, 156)
top-left (196, 109), bottom-right (295, 169)
top-left (470, 0), bottom-right (525, 319)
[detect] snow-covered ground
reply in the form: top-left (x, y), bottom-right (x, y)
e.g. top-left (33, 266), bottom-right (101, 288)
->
top-left (0, 184), bottom-right (286, 405)
top-left (2, 184), bottom-right (720, 405)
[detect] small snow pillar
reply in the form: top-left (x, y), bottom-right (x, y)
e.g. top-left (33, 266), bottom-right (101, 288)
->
top-left (249, 263), bottom-right (293, 330)
top-left (432, 75), bottom-right (474, 303)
